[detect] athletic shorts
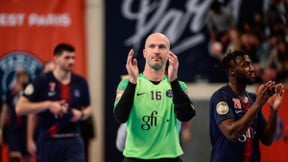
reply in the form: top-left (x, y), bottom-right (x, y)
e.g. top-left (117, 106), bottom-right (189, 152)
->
top-left (7, 130), bottom-right (29, 156)
top-left (124, 157), bottom-right (183, 162)
top-left (37, 136), bottom-right (85, 162)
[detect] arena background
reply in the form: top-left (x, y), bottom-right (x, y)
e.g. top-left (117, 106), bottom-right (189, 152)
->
top-left (1, 0), bottom-right (288, 162)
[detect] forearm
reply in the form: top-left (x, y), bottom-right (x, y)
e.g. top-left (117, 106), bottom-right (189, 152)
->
top-left (27, 115), bottom-right (36, 141)
top-left (0, 104), bottom-right (8, 129)
top-left (221, 103), bottom-right (262, 141)
top-left (261, 108), bottom-right (278, 145)
top-left (114, 82), bottom-right (136, 123)
top-left (16, 96), bottom-right (50, 115)
top-left (80, 106), bottom-right (92, 120)
top-left (171, 79), bottom-right (195, 122)
top-left (0, 105), bottom-right (8, 141)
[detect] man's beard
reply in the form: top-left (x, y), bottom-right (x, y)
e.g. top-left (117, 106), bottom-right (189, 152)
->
top-left (237, 75), bottom-right (255, 85)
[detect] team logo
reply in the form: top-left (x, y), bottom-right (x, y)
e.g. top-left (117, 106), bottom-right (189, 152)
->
top-left (49, 82), bottom-right (56, 91)
top-left (216, 101), bottom-right (229, 115)
top-left (74, 89), bottom-right (80, 97)
top-left (166, 89), bottom-right (173, 98)
top-left (0, 51), bottom-right (42, 98)
top-left (232, 98), bottom-right (242, 109)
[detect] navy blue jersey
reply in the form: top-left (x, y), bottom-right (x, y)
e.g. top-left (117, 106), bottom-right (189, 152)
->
top-left (4, 87), bottom-right (29, 155)
top-left (4, 88), bottom-right (27, 132)
top-left (23, 72), bottom-right (90, 135)
top-left (209, 85), bottom-right (267, 162)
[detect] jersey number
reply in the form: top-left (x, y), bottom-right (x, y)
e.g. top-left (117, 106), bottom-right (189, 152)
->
top-left (151, 91), bottom-right (162, 100)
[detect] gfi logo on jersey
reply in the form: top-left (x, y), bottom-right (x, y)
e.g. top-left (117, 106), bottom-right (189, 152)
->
top-left (141, 111), bottom-right (158, 130)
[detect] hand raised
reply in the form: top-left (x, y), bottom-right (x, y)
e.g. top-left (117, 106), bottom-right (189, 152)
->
top-left (126, 49), bottom-right (138, 84)
top-left (255, 81), bottom-right (276, 107)
top-left (167, 51), bottom-right (179, 81)
top-left (268, 83), bottom-right (285, 111)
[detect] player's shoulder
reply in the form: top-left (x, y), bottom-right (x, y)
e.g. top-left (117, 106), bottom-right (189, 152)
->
top-left (176, 80), bottom-right (188, 89)
top-left (71, 73), bottom-right (88, 83)
top-left (210, 85), bottom-right (231, 100)
top-left (118, 78), bottom-right (130, 89)
top-left (32, 72), bottom-right (51, 83)
top-left (177, 80), bottom-right (186, 85)
top-left (247, 91), bottom-right (256, 100)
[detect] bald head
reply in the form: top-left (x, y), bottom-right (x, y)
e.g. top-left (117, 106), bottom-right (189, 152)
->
top-left (145, 33), bottom-right (170, 49)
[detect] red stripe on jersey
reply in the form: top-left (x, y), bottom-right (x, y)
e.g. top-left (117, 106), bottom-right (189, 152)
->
top-left (48, 124), bottom-right (58, 136)
top-left (243, 102), bottom-right (253, 162)
top-left (60, 83), bottom-right (71, 104)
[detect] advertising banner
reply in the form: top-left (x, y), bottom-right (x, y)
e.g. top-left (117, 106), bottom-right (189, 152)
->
top-left (0, 0), bottom-right (86, 97)
top-left (0, 1), bottom-right (86, 161)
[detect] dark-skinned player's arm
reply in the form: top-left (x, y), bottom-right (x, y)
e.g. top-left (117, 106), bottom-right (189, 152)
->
top-left (259, 83), bottom-right (284, 145)
top-left (218, 81), bottom-right (281, 143)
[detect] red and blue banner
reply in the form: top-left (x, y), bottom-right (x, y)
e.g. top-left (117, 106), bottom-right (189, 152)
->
top-left (261, 88), bottom-right (288, 162)
top-left (0, 1), bottom-right (86, 161)
top-left (0, 0), bottom-right (86, 95)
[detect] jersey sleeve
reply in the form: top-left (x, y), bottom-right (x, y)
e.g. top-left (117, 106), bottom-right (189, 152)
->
top-left (211, 91), bottom-right (235, 126)
top-left (178, 81), bottom-right (188, 93)
top-left (22, 75), bottom-right (44, 102)
top-left (113, 79), bottom-right (129, 107)
top-left (81, 79), bottom-right (91, 107)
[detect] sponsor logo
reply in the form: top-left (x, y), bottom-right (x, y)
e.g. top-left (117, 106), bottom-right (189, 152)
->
top-left (141, 111), bottom-right (158, 130)
top-left (48, 91), bottom-right (56, 97)
top-left (238, 127), bottom-right (256, 142)
top-left (136, 92), bottom-right (145, 96)
top-left (235, 109), bottom-right (243, 114)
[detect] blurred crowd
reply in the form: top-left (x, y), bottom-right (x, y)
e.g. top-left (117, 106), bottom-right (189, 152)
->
top-left (207, 0), bottom-right (288, 84)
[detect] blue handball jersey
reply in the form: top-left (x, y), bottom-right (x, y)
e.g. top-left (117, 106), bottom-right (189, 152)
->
top-left (209, 85), bottom-right (267, 162)
top-left (4, 88), bottom-right (27, 132)
top-left (23, 71), bottom-right (91, 135)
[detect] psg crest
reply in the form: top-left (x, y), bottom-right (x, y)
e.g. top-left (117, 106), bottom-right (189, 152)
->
top-left (0, 51), bottom-right (42, 98)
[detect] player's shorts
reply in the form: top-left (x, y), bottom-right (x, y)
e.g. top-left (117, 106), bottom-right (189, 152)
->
top-left (124, 157), bottom-right (183, 162)
top-left (37, 134), bottom-right (85, 162)
top-left (7, 129), bottom-right (30, 156)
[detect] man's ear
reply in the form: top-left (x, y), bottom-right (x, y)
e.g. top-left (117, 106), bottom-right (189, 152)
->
top-left (143, 49), bottom-right (146, 59)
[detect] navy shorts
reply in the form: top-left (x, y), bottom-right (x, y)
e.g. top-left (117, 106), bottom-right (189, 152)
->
top-left (7, 130), bottom-right (29, 156)
top-left (37, 136), bottom-right (85, 162)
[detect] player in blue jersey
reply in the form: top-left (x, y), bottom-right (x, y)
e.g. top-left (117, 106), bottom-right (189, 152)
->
top-left (26, 60), bottom-right (55, 160)
top-left (16, 43), bottom-right (92, 162)
top-left (209, 50), bottom-right (285, 162)
top-left (114, 33), bottom-right (196, 162)
top-left (0, 71), bottom-right (31, 162)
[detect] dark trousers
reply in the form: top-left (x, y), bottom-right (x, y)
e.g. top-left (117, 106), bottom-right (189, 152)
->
top-left (124, 157), bottom-right (182, 162)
